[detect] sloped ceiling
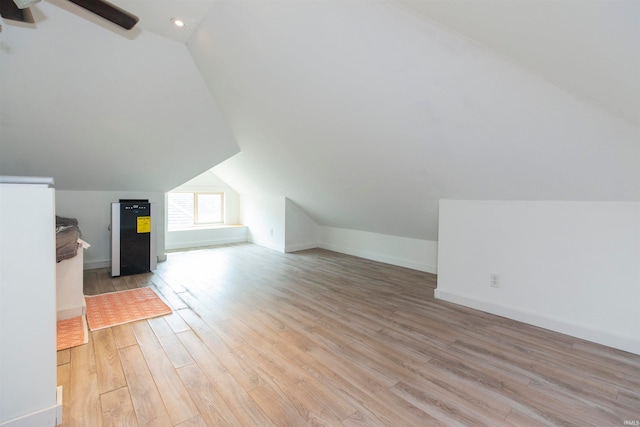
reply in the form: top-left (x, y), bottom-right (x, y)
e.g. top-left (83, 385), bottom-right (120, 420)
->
top-left (398, 0), bottom-right (640, 124)
top-left (191, 0), bottom-right (639, 240)
top-left (1, 0), bottom-right (638, 242)
top-left (0, 0), bottom-right (239, 191)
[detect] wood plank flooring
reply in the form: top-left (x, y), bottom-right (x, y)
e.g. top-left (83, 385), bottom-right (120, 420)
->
top-left (57, 243), bottom-right (640, 426)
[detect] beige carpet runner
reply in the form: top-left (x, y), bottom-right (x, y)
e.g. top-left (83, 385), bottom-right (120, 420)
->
top-left (85, 287), bottom-right (172, 331)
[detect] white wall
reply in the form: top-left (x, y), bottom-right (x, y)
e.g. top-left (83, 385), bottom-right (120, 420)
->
top-left (436, 200), bottom-right (640, 354)
top-left (285, 198), bottom-right (320, 252)
top-left (240, 195), bottom-right (286, 252)
top-left (55, 191), bottom-right (166, 269)
top-left (243, 196), bottom-right (438, 274)
top-left (165, 170), bottom-right (247, 250)
top-left (1, 181), bottom-right (59, 426)
top-left (319, 227), bottom-right (438, 274)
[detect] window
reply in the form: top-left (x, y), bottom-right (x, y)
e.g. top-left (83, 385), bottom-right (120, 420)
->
top-left (168, 192), bottom-right (224, 230)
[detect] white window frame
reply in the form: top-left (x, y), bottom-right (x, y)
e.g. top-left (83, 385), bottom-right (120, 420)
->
top-left (168, 191), bottom-right (225, 231)
top-left (194, 192), bottom-right (224, 225)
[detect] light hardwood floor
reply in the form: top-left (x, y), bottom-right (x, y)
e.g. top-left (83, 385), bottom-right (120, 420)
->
top-left (57, 243), bottom-right (640, 426)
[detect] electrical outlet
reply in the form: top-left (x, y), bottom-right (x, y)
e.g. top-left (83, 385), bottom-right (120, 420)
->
top-left (490, 273), bottom-right (501, 288)
top-left (270, 228), bottom-right (274, 237)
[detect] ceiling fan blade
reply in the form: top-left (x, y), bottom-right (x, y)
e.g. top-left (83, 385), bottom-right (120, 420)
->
top-left (66, 0), bottom-right (138, 30)
top-left (0, 0), bottom-right (35, 23)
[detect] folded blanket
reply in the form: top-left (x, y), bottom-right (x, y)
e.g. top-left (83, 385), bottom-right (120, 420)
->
top-left (56, 216), bottom-right (82, 262)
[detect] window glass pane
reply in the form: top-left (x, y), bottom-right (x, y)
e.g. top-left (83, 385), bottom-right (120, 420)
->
top-left (196, 193), bottom-right (223, 223)
top-left (168, 193), bottom-right (194, 229)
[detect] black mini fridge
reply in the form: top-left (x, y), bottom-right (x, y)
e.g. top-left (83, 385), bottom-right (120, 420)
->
top-left (111, 199), bottom-right (157, 277)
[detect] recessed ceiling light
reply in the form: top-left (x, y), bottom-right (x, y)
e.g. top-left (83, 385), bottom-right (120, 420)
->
top-left (171, 18), bottom-right (186, 28)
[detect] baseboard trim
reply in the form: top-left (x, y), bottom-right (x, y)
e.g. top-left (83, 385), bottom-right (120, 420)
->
top-left (249, 238), bottom-right (286, 253)
top-left (319, 242), bottom-right (437, 273)
top-left (285, 243), bottom-right (319, 253)
top-left (56, 304), bottom-right (85, 321)
top-left (0, 393), bottom-right (62, 427)
top-left (434, 289), bottom-right (640, 355)
top-left (84, 260), bottom-right (111, 270)
top-left (56, 386), bottom-right (63, 426)
top-left (165, 236), bottom-right (248, 251)
top-left (84, 252), bottom-right (168, 271)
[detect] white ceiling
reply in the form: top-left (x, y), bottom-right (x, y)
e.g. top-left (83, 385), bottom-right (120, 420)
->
top-left (1, 0), bottom-right (638, 241)
top-left (190, 0), bottom-right (639, 239)
top-left (118, 0), bottom-right (640, 124)
top-left (397, 0), bottom-right (640, 124)
top-left (115, 0), bottom-right (215, 44)
top-left (0, 0), bottom-right (239, 191)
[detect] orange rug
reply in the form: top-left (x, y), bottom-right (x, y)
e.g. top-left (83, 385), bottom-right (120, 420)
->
top-left (57, 315), bottom-right (88, 351)
top-left (85, 287), bottom-right (172, 331)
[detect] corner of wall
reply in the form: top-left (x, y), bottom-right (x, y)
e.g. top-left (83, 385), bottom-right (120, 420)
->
top-left (318, 226), bottom-right (438, 273)
top-left (240, 194), bottom-right (286, 252)
top-left (284, 198), bottom-right (319, 252)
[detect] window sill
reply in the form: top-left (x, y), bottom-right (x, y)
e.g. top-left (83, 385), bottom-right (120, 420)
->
top-left (168, 224), bottom-right (245, 233)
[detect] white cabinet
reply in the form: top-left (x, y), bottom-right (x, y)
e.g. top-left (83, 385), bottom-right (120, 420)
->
top-left (0, 177), bottom-right (61, 426)
top-left (56, 246), bottom-right (86, 320)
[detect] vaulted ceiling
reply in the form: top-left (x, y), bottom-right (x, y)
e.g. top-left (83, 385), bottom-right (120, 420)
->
top-left (1, 0), bottom-right (638, 240)
top-left (0, 0), bottom-right (239, 191)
